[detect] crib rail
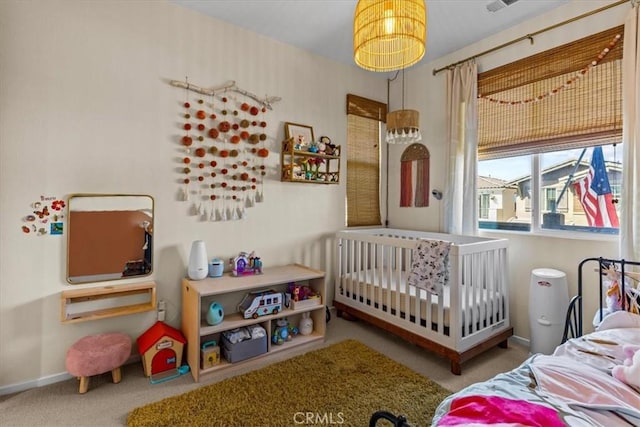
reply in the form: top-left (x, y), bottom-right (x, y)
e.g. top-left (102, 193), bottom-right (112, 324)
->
top-left (335, 228), bottom-right (509, 352)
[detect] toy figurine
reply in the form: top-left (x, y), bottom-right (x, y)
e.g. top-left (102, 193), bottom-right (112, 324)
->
top-left (288, 324), bottom-right (299, 337)
top-left (206, 302), bottom-right (224, 326)
top-left (612, 345), bottom-right (640, 390)
top-left (231, 251), bottom-right (263, 276)
top-left (272, 318), bottom-right (291, 345)
top-left (593, 264), bottom-right (624, 327)
top-left (294, 135), bottom-right (306, 150)
top-left (299, 312), bottom-right (313, 336)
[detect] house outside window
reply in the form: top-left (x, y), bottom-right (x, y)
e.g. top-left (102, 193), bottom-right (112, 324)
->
top-left (477, 176), bottom-right (517, 222)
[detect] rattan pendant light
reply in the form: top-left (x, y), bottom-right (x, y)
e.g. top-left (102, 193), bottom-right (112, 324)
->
top-left (387, 109), bottom-right (421, 143)
top-left (386, 69), bottom-right (421, 144)
top-left (353, 0), bottom-right (427, 72)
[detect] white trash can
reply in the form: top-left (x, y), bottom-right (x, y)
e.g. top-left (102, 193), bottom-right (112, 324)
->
top-left (529, 268), bottom-right (569, 355)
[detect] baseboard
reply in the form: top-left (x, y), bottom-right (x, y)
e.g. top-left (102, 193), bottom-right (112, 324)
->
top-left (0, 372), bottom-right (73, 396)
top-left (0, 354), bottom-right (142, 397)
top-left (509, 334), bottom-right (530, 348)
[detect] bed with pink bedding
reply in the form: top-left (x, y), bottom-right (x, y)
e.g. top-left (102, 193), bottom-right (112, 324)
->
top-left (430, 256), bottom-right (640, 426)
top-left (431, 311), bottom-right (640, 426)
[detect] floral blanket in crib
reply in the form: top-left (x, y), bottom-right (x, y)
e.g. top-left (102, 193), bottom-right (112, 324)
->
top-left (407, 239), bottom-right (451, 295)
top-left (431, 315), bottom-right (640, 426)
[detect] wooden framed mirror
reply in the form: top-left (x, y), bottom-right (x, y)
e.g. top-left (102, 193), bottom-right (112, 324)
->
top-left (66, 194), bottom-right (154, 284)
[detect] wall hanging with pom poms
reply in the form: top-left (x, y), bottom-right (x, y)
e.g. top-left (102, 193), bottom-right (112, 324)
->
top-left (400, 143), bottom-right (430, 208)
top-left (171, 78), bottom-right (281, 221)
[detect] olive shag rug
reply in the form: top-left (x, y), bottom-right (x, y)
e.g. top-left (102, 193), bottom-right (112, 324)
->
top-left (127, 339), bottom-right (451, 427)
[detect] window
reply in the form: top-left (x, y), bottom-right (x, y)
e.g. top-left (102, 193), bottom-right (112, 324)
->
top-left (479, 146), bottom-right (622, 234)
top-left (346, 94), bottom-right (386, 227)
top-left (478, 194), bottom-right (490, 219)
top-left (543, 189), bottom-right (556, 212)
top-left (478, 154), bottom-right (531, 231)
top-left (477, 26), bottom-right (623, 235)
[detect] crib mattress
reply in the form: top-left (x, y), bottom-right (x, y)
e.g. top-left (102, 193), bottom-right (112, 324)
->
top-left (338, 271), bottom-right (503, 328)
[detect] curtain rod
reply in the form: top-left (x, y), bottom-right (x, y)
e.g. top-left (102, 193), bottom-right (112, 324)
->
top-left (432, 0), bottom-right (630, 76)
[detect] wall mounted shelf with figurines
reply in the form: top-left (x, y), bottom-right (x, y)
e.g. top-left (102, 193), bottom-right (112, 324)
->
top-left (169, 79), bottom-right (282, 221)
top-left (280, 123), bottom-right (340, 184)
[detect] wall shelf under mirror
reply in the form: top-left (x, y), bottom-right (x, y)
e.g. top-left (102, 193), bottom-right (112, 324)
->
top-left (60, 282), bottom-right (157, 323)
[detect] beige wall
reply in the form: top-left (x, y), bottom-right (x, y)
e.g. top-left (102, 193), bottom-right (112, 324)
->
top-left (0, 0), bottom-right (386, 389)
top-left (0, 0), bottom-right (630, 390)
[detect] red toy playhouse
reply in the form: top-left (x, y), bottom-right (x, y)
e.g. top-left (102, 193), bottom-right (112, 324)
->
top-left (136, 321), bottom-right (186, 377)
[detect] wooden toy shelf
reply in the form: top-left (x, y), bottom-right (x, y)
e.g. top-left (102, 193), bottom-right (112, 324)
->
top-left (60, 282), bottom-right (157, 323)
top-left (181, 264), bottom-right (326, 382)
top-left (280, 138), bottom-right (340, 184)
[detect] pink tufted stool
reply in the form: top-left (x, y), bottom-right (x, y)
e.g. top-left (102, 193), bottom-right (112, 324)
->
top-left (65, 332), bottom-right (131, 394)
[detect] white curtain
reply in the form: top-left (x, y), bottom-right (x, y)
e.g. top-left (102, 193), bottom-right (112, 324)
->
top-left (444, 60), bottom-right (478, 235)
top-left (620, 4), bottom-right (640, 261)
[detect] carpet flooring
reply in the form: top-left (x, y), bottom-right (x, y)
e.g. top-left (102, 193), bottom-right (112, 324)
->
top-left (127, 339), bottom-right (451, 427)
top-left (0, 314), bottom-right (530, 426)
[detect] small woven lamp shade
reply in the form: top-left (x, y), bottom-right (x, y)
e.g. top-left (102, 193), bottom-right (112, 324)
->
top-left (353, 0), bottom-right (427, 72)
top-left (387, 109), bottom-right (421, 144)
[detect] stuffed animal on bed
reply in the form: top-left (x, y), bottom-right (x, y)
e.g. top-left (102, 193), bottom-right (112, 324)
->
top-left (593, 265), bottom-right (625, 327)
top-left (612, 345), bottom-right (640, 391)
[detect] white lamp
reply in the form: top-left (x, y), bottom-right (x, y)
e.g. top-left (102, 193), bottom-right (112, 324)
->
top-left (187, 240), bottom-right (208, 280)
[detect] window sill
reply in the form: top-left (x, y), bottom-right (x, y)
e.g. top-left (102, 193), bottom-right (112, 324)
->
top-left (478, 227), bottom-right (619, 243)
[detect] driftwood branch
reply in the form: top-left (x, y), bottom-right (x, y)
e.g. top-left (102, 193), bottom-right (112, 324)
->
top-left (169, 79), bottom-right (282, 110)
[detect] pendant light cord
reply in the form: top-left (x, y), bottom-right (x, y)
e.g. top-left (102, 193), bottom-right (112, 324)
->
top-left (401, 68), bottom-right (406, 110)
top-left (385, 70), bottom-right (399, 228)
top-left (386, 70), bottom-right (400, 110)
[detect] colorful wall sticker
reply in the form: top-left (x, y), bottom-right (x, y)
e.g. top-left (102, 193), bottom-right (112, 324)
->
top-left (21, 195), bottom-right (65, 236)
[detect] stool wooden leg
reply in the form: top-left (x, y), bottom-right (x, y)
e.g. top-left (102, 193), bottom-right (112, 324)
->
top-left (111, 367), bottom-right (122, 384)
top-left (78, 376), bottom-right (89, 394)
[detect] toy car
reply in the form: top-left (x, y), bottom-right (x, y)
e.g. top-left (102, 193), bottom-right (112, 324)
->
top-left (238, 289), bottom-right (283, 319)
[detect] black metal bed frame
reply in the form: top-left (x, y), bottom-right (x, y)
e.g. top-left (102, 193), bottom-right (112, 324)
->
top-left (562, 257), bottom-right (640, 343)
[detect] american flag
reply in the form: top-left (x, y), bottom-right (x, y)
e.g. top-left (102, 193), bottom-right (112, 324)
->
top-left (573, 147), bottom-right (619, 228)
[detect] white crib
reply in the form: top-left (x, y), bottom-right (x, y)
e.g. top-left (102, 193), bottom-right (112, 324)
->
top-left (334, 228), bottom-right (512, 374)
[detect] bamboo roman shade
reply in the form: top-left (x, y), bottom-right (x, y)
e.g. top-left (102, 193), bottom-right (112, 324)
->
top-left (478, 25), bottom-right (624, 160)
top-left (346, 94), bottom-right (385, 227)
top-left (347, 93), bottom-right (388, 122)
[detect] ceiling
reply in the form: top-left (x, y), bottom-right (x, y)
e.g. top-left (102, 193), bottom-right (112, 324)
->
top-left (172, 0), bottom-right (570, 71)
